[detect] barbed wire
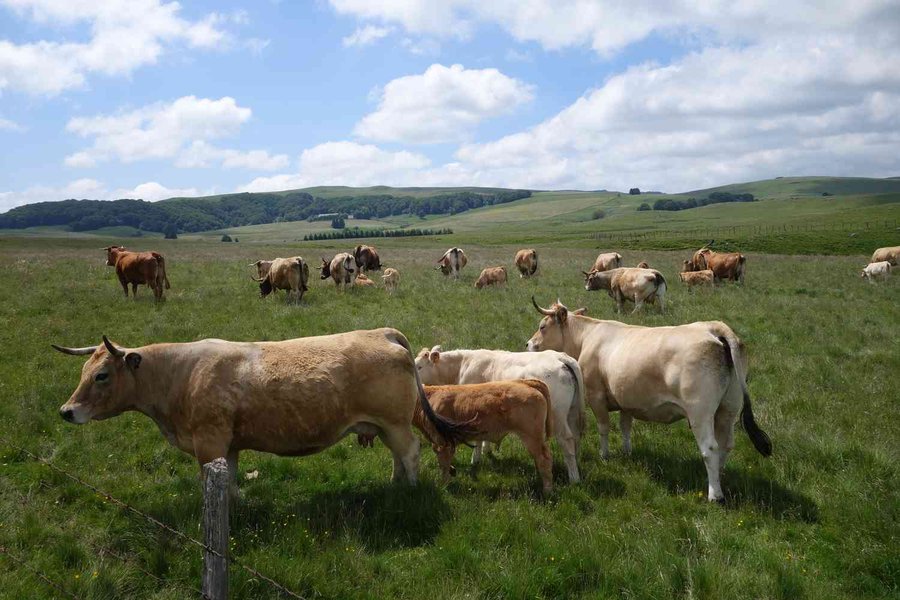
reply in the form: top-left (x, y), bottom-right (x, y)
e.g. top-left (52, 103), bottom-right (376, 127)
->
top-left (0, 545), bottom-right (81, 600)
top-left (0, 435), bottom-right (307, 600)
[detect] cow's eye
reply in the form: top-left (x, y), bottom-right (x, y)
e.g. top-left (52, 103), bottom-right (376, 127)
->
top-left (95, 372), bottom-right (108, 382)
top-left (539, 324), bottom-right (545, 331)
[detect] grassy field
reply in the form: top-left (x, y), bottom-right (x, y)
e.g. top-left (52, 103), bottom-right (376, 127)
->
top-left (0, 234), bottom-right (897, 599)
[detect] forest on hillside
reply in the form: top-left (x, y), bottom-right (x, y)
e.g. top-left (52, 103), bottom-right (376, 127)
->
top-left (0, 189), bottom-right (531, 233)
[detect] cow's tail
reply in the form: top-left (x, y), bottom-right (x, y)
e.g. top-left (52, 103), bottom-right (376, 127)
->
top-left (293, 259), bottom-right (309, 293)
top-left (388, 330), bottom-right (475, 445)
top-left (152, 253), bottom-right (171, 289)
top-left (531, 252), bottom-right (538, 276)
top-left (718, 331), bottom-right (772, 457)
top-left (654, 271), bottom-right (667, 295)
top-left (559, 354), bottom-right (586, 436)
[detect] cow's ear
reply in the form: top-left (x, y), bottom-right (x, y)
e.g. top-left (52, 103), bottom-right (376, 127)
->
top-left (555, 310), bottom-right (567, 324)
top-left (573, 307), bottom-right (587, 315)
top-left (125, 352), bottom-right (142, 370)
top-left (429, 345), bottom-right (442, 362)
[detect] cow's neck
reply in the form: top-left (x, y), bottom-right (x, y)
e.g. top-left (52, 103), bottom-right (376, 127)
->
top-left (436, 351), bottom-right (466, 383)
top-left (563, 315), bottom-right (596, 359)
top-left (128, 344), bottom-right (195, 441)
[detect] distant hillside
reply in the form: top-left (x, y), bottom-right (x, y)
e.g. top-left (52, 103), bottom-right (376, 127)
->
top-left (0, 187), bottom-right (530, 234)
top-left (686, 176), bottom-right (900, 199)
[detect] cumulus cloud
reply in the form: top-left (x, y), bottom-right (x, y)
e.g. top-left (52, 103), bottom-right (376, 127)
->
top-left (355, 64), bottom-right (533, 144)
top-left (0, 178), bottom-right (203, 213)
top-left (63, 96), bottom-right (285, 170)
top-left (238, 141), bottom-right (431, 191)
top-left (0, 116), bottom-right (23, 131)
top-left (0, 0), bottom-right (233, 96)
top-left (342, 25), bottom-right (393, 47)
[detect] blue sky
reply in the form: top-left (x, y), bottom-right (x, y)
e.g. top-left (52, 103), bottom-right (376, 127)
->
top-left (1, 1), bottom-right (898, 211)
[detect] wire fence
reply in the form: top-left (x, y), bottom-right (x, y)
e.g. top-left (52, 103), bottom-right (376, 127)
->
top-left (0, 435), bottom-right (307, 600)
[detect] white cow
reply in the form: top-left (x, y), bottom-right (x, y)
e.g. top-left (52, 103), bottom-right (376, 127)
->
top-left (861, 261), bottom-right (891, 282)
top-left (415, 346), bottom-right (585, 483)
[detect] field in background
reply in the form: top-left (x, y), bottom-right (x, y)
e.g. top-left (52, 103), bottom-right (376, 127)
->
top-left (0, 236), bottom-right (897, 599)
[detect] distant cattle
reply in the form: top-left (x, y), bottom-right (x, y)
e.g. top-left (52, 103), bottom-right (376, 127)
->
top-left (584, 267), bottom-right (667, 313)
top-left (353, 245), bottom-right (382, 272)
top-left (861, 261), bottom-right (891, 282)
top-left (103, 246), bottom-right (170, 301)
top-left (679, 269), bottom-right (715, 288)
top-left (382, 268), bottom-right (400, 294)
top-left (475, 266), bottom-right (507, 289)
top-left (250, 256), bottom-right (309, 302)
top-left (437, 247), bottom-right (467, 278)
top-left (515, 249), bottom-right (538, 277)
top-left (591, 252), bottom-right (622, 272)
top-left (688, 247), bottom-right (746, 283)
top-left (416, 380), bottom-right (554, 494)
top-left (871, 246), bottom-right (900, 266)
top-left (53, 329), bottom-right (473, 491)
top-left (636, 261), bottom-right (650, 269)
top-left (527, 298), bottom-right (772, 501)
top-left (320, 253), bottom-right (357, 289)
top-left (355, 273), bottom-right (376, 287)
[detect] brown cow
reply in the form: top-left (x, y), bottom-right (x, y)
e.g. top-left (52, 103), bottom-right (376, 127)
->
top-left (515, 249), bottom-right (538, 277)
top-left (475, 266), bottom-right (507, 289)
top-left (320, 253), bottom-right (357, 289)
top-left (103, 246), bottom-right (170, 301)
top-left (591, 252), bottom-right (622, 272)
top-left (679, 270), bottom-right (715, 287)
top-left (688, 247), bottom-right (746, 283)
top-left (250, 257), bottom-right (309, 302)
top-left (437, 247), bottom-right (467, 278)
top-left (583, 267), bottom-right (667, 313)
top-left (355, 273), bottom-right (376, 287)
top-left (353, 245), bottom-right (382, 272)
top-left (415, 380), bottom-right (554, 493)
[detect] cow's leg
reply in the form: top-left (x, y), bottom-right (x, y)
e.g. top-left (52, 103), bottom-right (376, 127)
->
top-left (632, 294), bottom-right (644, 313)
top-left (119, 277), bottom-right (129, 297)
top-left (554, 405), bottom-right (580, 482)
top-left (620, 413), bottom-right (633, 455)
top-left (470, 441), bottom-right (484, 465)
top-left (193, 434), bottom-right (232, 492)
top-left (587, 393), bottom-right (610, 459)
top-left (379, 426), bottom-right (420, 484)
top-left (688, 413), bottom-right (722, 502)
top-left (131, 283), bottom-right (138, 296)
top-left (520, 433), bottom-right (553, 495)
top-left (714, 402), bottom-right (739, 478)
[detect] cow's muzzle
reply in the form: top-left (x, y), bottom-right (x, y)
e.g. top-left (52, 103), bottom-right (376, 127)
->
top-left (59, 407), bottom-right (75, 423)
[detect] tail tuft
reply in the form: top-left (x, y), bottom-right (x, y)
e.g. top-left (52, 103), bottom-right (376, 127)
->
top-left (741, 393), bottom-right (772, 457)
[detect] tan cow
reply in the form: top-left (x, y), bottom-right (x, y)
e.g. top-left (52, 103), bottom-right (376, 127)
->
top-left (355, 273), bottom-right (376, 287)
top-left (382, 268), bottom-right (400, 294)
top-left (437, 247), bottom-right (468, 278)
top-left (527, 298), bottom-right (772, 501)
top-left (583, 267), bottom-right (667, 312)
top-left (416, 380), bottom-right (554, 494)
top-left (871, 246), bottom-right (900, 266)
top-left (475, 266), bottom-right (507, 289)
top-left (103, 246), bottom-right (171, 301)
top-left (250, 257), bottom-right (309, 302)
top-left (688, 247), bottom-right (746, 283)
top-left (679, 269), bottom-right (715, 287)
top-left (320, 252), bottom-right (357, 289)
top-left (515, 249), bottom-right (538, 277)
top-left (52, 329), bottom-right (473, 491)
top-left (591, 252), bottom-right (623, 272)
top-left (861, 261), bottom-right (891, 282)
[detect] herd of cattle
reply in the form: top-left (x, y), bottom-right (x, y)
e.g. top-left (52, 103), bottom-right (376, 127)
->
top-left (64, 242), bottom-right (895, 501)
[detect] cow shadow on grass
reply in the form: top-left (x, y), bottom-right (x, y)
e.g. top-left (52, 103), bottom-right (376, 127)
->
top-left (233, 481), bottom-right (450, 552)
top-left (629, 447), bottom-right (819, 522)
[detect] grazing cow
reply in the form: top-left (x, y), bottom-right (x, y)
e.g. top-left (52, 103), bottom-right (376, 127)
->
top-left (515, 249), bottom-right (539, 277)
top-left (475, 266), bottom-right (508, 289)
top-left (527, 298), bottom-right (772, 501)
top-left (382, 268), bottom-right (400, 294)
top-left (52, 330), bottom-right (472, 491)
top-left (355, 273), bottom-right (376, 287)
top-left (679, 270), bottom-right (715, 288)
top-left (415, 346), bottom-right (585, 482)
top-left (591, 252), bottom-right (622, 272)
top-left (353, 245), bottom-right (382, 272)
top-left (583, 267), bottom-right (667, 313)
top-left (871, 246), bottom-right (900, 266)
top-left (688, 247), bottom-right (746, 283)
top-left (861, 261), bottom-right (892, 282)
top-left (636, 261), bottom-right (650, 269)
top-left (416, 380), bottom-right (554, 494)
top-left (250, 257), bottom-right (309, 302)
top-left (103, 246), bottom-right (171, 301)
top-left (320, 253), bottom-right (357, 289)
top-left (437, 247), bottom-right (467, 278)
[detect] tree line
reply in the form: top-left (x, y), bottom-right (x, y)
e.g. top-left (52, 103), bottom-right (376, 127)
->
top-left (651, 191), bottom-right (756, 212)
top-left (304, 227), bottom-right (453, 241)
top-left (0, 189), bottom-right (530, 234)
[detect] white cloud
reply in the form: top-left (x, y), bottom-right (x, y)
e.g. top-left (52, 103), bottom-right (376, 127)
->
top-left (355, 64), bottom-right (533, 144)
top-left (342, 25), bottom-right (393, 47)
top-left (63, 96), bottom-right (284, 171)
top-left (0, 116), bottom-right (23, 131)
top-left (0, 178), bottom-right (204, 212)
top-left (238, 141), bottom-right (431, 191)
top-left (0, 0), bottom-right (232, 96)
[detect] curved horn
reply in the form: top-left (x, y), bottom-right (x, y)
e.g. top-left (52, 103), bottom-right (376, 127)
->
top-left (250, 275), bottom-right (265, 282)
top-left (532, 296), bottom-right (554, 316)
top-left (51, 344), bottom-right (97, 356)
top-left (102, 335), bottom-right (125, 358)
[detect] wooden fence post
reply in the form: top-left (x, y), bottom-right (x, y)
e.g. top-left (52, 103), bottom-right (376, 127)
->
top-left (203, 458), bottom-right (229, 600)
